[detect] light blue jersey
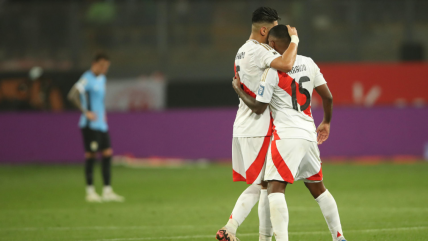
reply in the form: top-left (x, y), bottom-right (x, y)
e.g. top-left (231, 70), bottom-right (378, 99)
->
top-left (75, 70), bottom-right (108, 132)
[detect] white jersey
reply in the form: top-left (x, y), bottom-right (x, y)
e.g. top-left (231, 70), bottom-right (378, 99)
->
top-left (233, 39), bottom-right (280, 137)
top-left (256, 55), bottom-right (327, 142)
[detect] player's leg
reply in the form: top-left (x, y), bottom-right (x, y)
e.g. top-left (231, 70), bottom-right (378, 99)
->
top-left (99, 131), bottom-right (124, 202)
top-left (220, 184), bottom-right (262, 237)
top-left (84, 151), bottom-right (102, 202)
top-left (267, 180), bottom-right (289, 241)
top-left (305, 181), bottom-right (346, 241)
top-left (216, 137), bottom-right (268, 241)
top-left (303, 141), bottom-right (346, 241)
top-left (264, 138), bottom-right (306, 241)
top-left (258, 180), bottom-right (273, 241)
top-left (81, 128), bottom-right (102, 202)
top-left (84, 151), bottom-right (97, 188)
top-left (101, 147), bottom-right (112, 187)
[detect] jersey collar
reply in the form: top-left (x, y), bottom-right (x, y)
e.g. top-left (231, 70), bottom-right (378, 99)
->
top-left (246, 39), bottom-right (260, 45)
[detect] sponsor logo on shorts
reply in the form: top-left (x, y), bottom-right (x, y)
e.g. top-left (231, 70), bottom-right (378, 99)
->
top-left (90, 141), bottom-right (98, 151)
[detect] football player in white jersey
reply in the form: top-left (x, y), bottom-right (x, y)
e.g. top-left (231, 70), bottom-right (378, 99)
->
top-left (216, 7), bottom-right (300, 241)
top-left (232, 24), bottom-right (347, 241)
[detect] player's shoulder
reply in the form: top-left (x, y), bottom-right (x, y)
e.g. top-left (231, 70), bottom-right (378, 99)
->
top-left (261, 67), bottom-right (279, 83)
top-left (82, 70), bottom-right (95, 81)
top-left (99, 75), bottom-right (107, 83)
top-left (76, 71), bottom-right (89, 84)
top-left (296, 55), bottom-right (314, 63)
top-left (295, 55), bottom-right (318, 71)
top-left (242, 40), bottom-right (272, 51)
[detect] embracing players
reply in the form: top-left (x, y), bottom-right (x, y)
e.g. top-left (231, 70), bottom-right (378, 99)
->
top-left (68, 53), bottom-right (124, 203)
top-left (232, 24), bottom-right (346, 241)
top-left (216, 7), bottom-right (299, 241)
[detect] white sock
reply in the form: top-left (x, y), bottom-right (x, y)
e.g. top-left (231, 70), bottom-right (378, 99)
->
top-left (315, 190), bottom-right (344, 240)
top-left (225, 219), bottom-right (239, 236)
top-left (259, 189), bottom-right (273, 241)
top-left (103, 186), bottom-right (112, 194)
top-left (268, 193), bottom-right (289, 241)
top-left (86, 185), bottom-right (95, 194)
top-left (225, 184), bottom-right (262, 235)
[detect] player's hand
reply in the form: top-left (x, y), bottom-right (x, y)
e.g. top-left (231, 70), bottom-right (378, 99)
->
top-left (316, 121), bottom-right (330, 145)
top-left (232, 72), bottom-right (242, 92)
top-left (85, 111), bottom-right (97, 121)
top-left (286, 25), bottom-right (298, 37)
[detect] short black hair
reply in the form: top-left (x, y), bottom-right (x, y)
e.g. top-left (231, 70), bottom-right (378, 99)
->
top-left (268, 24), bottom-right (291, 44)
top-left (93, 52), bottom-right (109, 62)
top-left (252, 7), bottom-right (280, 24)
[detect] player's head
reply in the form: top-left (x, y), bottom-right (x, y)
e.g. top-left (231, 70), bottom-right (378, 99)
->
top-left (252, 7), bottom-right (280, 41)
top-left (91, 53), bottom-right (110, 75)
top-left (267, 24), bottom-right (291, 55)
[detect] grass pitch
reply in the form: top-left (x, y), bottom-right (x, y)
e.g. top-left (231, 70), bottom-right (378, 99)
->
top-left (0, 162), bottom-right (427, 241)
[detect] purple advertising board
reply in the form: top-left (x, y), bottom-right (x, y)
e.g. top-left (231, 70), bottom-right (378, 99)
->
top-left (0, 107), bottom-right (427, 163)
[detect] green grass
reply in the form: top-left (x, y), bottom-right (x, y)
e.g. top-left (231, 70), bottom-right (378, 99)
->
top-left (0, 163), bottom-right (427, 241)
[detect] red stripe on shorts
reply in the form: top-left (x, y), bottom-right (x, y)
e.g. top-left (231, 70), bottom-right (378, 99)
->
top-left (271, 134), bottom-right (295, 184)
top-left (306, 165), bottom-right (323, 181)
top-left (245, 136), bottom-right (270, 184)
top-left (233, 169), bottom-right (246, 182)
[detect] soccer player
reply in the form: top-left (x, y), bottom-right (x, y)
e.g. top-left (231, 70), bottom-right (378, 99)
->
top-left (232, 24), bottom-right (346, 241)
top-left (216, 7), bottom-right (299, 241)
top-left (68, 53), bottom-right (124, 203)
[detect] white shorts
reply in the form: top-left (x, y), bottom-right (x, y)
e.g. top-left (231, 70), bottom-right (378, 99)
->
top-left (232, 136), bottom-right (270, 184)
top-left (264, 136), bottom-right (323, 184)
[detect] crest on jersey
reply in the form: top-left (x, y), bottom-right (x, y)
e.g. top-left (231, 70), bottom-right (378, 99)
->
top-left (258, 85), bottom-right (265, 96)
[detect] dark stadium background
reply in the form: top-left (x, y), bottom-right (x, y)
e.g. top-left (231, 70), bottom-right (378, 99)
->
top-left (0, 1), bottom-right (428, 241)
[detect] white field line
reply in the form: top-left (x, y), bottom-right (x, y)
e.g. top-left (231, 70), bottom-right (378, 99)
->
top-left (83, 226), bottom-right (427, 241)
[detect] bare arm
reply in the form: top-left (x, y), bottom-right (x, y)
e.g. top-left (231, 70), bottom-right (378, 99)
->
top-left (314, 84), bottom-right (333, 144)
top-left (232, 74), bottom-right (268, 115)
top-left (270, 25), bottom-right (298, 73)
top-left (68, 86), bottom-right (84, 112)
top-left (67, 85), bottom-right (96, 120)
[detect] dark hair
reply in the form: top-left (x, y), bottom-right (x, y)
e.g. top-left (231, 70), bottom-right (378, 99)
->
top-left (252, 7), bottom-right (280, 24)
top-left (268, 24), bottom-right (291, 44)
top-left (93, 52), bottom-right (109, 62)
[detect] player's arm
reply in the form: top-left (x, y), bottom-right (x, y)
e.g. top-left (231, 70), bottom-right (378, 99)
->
top-left (314, 84), bottom-right (333, 145)
top-left (67, 81), bottom-right (96, 121)
top-left (269, 25), bottom-right (298, 73)
top-left (232, 74), bottom-right (268, 115)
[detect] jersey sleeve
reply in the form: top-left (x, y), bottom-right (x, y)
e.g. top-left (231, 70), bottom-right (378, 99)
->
top-left (256, 68), bottom-right (278, 103)
top-left (253, 44), bottom-right (280, 69)
top-left (310, 58), bottom-right (327, 87)
top-left (75, 76), bottom-right (90, 93)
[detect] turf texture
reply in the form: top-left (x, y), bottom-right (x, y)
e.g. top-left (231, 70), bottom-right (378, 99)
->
top-left (0, 163), bottom-right (427, 241)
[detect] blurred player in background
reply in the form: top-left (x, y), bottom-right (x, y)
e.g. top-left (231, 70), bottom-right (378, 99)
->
top-left (216, 7), bottom-right (299, 241)
top-left (68, 53), bottom-right (124, 203)
top-left (232, 25), bottom-right (346, 241)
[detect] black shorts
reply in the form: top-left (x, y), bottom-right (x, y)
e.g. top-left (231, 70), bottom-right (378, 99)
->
top-left (81, 128), bottom-right (111, 152)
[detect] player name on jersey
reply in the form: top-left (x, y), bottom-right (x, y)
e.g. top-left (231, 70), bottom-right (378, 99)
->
top-left (288, 64), bottom-right (307, 75)
top-left (235, 52), bottom-right (245, 60)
